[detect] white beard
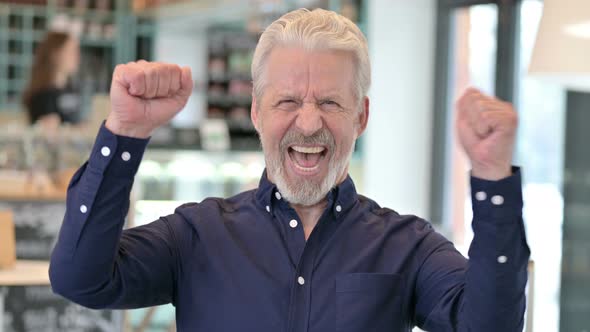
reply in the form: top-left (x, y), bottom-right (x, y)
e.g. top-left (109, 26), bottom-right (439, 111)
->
top-left (264, 140), bottom-right (355, 206)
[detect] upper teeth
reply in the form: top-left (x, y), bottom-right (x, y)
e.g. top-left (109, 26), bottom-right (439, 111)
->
top-left (292, 146), bottom-right (325, 154)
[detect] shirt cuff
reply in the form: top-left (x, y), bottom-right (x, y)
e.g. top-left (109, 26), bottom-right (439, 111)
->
top-left (87, 121), bottom-right (150, 178)
top-left (470, 166), bottom-right (523, 220)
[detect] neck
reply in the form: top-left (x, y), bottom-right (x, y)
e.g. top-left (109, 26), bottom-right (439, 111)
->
top-left (267, 167), bottom-right (350, 240)
top-left (292, 199), bottom-right (327, 241)
top-left (289, 171), bottom-right (349, 241)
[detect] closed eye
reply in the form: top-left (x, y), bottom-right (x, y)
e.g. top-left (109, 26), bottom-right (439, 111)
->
top-left (319, 100), bottom-right (341, 108)
top-left (279, 99), bottom-right (297, 105)
top-left (275, 99), bottom-right (300, 111)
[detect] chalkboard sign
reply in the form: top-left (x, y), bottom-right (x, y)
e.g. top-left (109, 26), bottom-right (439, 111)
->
top-left (0, 201), bottom-right (123, 332)
top-left (0, 202), bottom-right (64, 260)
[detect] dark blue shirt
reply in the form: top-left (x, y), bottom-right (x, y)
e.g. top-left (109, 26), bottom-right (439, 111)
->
top-left (49, 124), bottom-right (530, 332)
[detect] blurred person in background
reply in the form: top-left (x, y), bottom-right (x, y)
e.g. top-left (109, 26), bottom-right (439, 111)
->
top-left (21, 31), bottom-right (81, 128)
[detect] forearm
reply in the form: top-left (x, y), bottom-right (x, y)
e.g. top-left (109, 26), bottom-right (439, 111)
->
top-left (462, 168), bottom-right (530, 331)
top-left (49, 123), bottom-right (149, 308)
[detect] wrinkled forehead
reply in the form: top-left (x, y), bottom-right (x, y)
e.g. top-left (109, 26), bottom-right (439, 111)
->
top-left (264, 47), bottom-right (356, 98)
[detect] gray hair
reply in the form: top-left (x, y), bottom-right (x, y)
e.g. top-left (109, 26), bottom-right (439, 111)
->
top-left (251, 8), bottom-right (371, 102)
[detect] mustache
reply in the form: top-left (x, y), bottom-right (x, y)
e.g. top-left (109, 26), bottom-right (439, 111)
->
top-left (279, 127), bottom-right (335, 152)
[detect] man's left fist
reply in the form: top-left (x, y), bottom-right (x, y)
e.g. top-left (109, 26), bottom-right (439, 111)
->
top-left (456, 88), bottom-right (518, 181)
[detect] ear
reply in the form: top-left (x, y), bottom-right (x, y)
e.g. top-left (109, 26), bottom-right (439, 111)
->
top-left (355, 96), bottom-right (370, 138)
top-left (251, 94), bottom-right (261, 133)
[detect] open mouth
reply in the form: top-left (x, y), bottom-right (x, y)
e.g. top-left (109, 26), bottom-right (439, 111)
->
top-left (287, 145), bottom-right (328, 173)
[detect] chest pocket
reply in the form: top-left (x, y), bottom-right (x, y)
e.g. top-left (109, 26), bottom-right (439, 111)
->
top-left (335, 273), bottom-right (406, 332)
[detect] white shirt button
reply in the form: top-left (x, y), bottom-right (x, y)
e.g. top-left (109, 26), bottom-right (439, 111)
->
top-left (80, 204), bottom-right (88, 214)
top-left (335, 205), bottom-right (342, 212)
top-left (289, 219), bottom-right (298, 228)
top-left (121, 151), bottom-right (131, 161)
top-left (266, 205), bottom-right (271, 213)
top-left (297, 276), bottom-right (305, 285)
top-left (101, 146), bottom-right (111, 157)
top-left (491, 195), bottom-right (505, 205)
top-left (275, 192), bottom-right (282, 200)
top-left (475, 191), bottom-right (487, 201)
top-left (497, 255), bottom-right (508, 264)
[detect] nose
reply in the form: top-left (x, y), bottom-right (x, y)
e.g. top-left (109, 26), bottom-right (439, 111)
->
top-left (295, 102), bottom-right (323, 136)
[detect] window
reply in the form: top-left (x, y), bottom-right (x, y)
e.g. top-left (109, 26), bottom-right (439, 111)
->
top-left (516, 1), bottom-right (565, 330)
top-left (431, 1), bottom-right (566, 330)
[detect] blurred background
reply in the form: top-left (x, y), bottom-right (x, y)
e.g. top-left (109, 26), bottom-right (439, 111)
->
top-left (0, 0), bottom-right (588, 331)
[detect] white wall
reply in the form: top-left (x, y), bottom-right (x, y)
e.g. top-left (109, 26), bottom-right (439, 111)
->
top-left (364, 0), bottom-right (436, 218)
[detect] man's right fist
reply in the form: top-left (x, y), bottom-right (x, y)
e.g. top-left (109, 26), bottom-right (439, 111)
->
top-left (106, 60), bottom-right (193, 138)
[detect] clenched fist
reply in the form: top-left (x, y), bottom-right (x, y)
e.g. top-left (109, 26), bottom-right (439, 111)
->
top-left (106, 60), bottom-right (193, 138)
top-left (456, 88), bottom-right (518, 181)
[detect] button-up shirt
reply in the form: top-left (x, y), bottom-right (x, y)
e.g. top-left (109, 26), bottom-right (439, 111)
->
top-left (49, 124), bottom-right (530, 332)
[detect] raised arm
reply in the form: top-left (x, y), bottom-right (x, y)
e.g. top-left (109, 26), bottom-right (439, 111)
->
top-left (414, 89), bottom-right (530, 331)
top-left (49, 61), bottom-right (193, 309)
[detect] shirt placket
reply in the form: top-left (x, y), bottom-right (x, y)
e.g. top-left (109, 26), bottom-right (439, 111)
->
top-left (271, 191), bottom-right (305, 332)
top-left (273, 190), bottom-right (335, 332)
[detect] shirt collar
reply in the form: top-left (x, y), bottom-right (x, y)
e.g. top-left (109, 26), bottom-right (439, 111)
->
top-left (254, 169), bottom-right (358, 218)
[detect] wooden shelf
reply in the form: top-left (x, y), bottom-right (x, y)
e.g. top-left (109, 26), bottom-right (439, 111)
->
top-left (0, 260), bottom-right (50, 286)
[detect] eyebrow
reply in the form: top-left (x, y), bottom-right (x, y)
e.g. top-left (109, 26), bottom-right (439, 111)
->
top-left (274, 93), bottom-right (345, 100)
top-left (276, 93), bottom-right (299, 98)
top-left (317, 94), bottom-right (343, 100)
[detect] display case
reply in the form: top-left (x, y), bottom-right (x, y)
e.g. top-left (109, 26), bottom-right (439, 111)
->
top-left (133, 148), bottom-right (266, 226)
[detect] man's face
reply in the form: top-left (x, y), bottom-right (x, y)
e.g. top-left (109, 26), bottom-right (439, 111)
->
top-left (251, 47), bottom-right (369, 206)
